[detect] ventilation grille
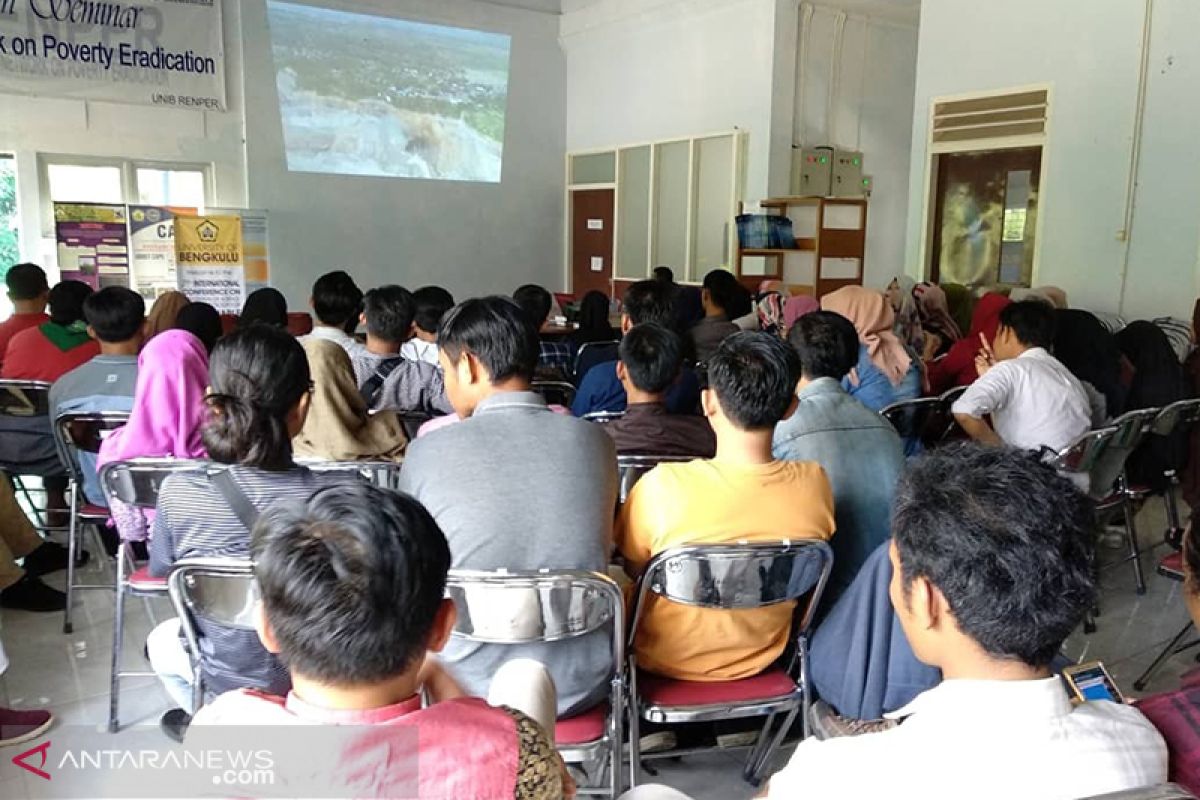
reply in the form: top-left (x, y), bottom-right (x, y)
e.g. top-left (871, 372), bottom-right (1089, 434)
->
top-left (932, 89), bottom-right (1048, 144)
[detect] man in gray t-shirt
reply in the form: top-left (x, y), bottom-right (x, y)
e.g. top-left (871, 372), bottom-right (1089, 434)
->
top-left (399, 296), bottom-right (617, 716)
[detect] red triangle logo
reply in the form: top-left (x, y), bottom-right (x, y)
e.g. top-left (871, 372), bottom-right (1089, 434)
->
top-left (13, 740), bottom-right (51, 780)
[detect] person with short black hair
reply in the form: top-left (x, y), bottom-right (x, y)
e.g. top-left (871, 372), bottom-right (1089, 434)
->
top-left (399, 296), bottom-right (617, 716)
top-left (173, 301), bottom-right (223, 354)
top-left (352, 285), bottom-right (452, 415)
top-left (687, 269), bottom-right (741, 363)
top-left (190, 483), bottom-right (571, 797)
top-left (763, 444), bottom-right (1168, 799)
top-left (1, 279), bottom-right (99, 382)
top-left (0, 262), bottom-right (50, 372)
top-left (146, 324), bottom-right (360, 741)
top-left (236, 287), bottom-right (288, 330)
top-left (952, 300), bottom-right (1091, 451)
top-left (652, 265), bottom-right (674, 284)
top-left (50, 287), bottom-right (146, 504)
top-left (572, 280), bottom-right (702, 417)
top-left (616, 331), bottom-right (834, 682)
top-left (605, 324), bottom-right (714, 457)
top-left (400, 285), bottom-right (455, 367)
top-left (301, 270), bottom-right (365, 358)
top-left (513, 283), bottom-right (571, 378)
top-left (773, 311), bottom-right (905, 602)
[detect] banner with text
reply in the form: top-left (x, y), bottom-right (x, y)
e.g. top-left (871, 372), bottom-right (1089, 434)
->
top-left (0, 0), bottom-right (226, 110)
top-left (175, 214), bottom-right (243, 313)
top-left (210, 206), bottom-right (270, 294)
top-left (128, 204), bottom-right (194, 298)
top-left (54, 202), bottom-right (129, 289)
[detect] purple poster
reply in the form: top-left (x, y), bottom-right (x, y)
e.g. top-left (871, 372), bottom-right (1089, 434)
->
top-left (53, 203), bottom-right (131, 289)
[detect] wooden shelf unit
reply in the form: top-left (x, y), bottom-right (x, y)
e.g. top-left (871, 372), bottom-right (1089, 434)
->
top-left (735, 196), bottom-right (868, 298)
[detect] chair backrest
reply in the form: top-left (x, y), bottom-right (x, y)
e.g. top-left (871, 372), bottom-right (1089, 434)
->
top-left (531, 380), bottom-right (577, 408)
top-left (1089, 407), bottom-right (1160, 494)
top-left (52, 411), bottom-right (131, 484)
top-left (1047, 426), bottom-right (1118, 482)
top-left (573, 340), bottom-right (620, 381)
top-left (583, 411), bottom-right (625, 424)
top-left (1152, 316), bottom-right (1192, 362)
top-left (616, 453), bottom-right (695, 504)
top-left (630, 540), bottom-right (834, 647)
top-left (879, 397), bottom-right (943, 444)
top-left (303, 459), bottom-right (403, 491)
top-left (1079, 784), bottom-right (1198, 800)
top-left (0, 379), bottom-right (51, 419)
top-left (99, 458), bottom-right (210, 510)
top-left (936, 386), bottom-right (968, 442)
top-left (168, 557), bottom-right (259, 664)
top-left (445, 569), bottom-right (624, 665)
top-left (396, 412), bottom-right (433, 440)
top-left (1151, 398), bottom-right (1200, 438)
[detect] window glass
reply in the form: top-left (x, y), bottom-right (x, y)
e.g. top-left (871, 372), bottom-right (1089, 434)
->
top-left (47, 163), bottom-right (124, 204)
top-left (136, 168), bottom-right (206, 208)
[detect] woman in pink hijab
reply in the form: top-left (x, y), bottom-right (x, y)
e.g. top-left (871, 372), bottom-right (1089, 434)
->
top-left (821, 285), bottom-right (921, 412)
top-left (98, 329), bottom-right (210, 541)
top-left (783, 295), bottom-right (820, 334)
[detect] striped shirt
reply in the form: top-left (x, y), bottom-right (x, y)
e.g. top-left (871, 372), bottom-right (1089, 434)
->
top-left (149, 463), bottom-right (362, 698)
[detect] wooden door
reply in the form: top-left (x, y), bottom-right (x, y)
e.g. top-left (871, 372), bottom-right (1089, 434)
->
top-left (571, 189), bottom-right (614, 296)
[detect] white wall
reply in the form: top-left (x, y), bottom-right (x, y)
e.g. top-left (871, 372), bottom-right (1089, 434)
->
top-left (241, 0), bottom-right (567, 304)
top-left (905, 0), bottom-right (1200, 320)
top-left (794, 3), bottom-right (917, 290)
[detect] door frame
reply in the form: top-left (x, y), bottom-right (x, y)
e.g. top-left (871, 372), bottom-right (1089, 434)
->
top-left (568, 187), bottom-right (616, 296)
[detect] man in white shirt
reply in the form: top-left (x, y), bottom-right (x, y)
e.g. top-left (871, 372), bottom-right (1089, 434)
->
top-left (758, 443), bottom-right (1166, 800)
top-left (398, 286), bottom-right (454, 368)
top-left (298, 270), bottom-right (366, 361)
top-left (952, 300), bottom-right (1091, 452)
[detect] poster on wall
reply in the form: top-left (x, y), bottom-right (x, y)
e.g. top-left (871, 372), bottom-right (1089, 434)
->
top-left (174, 215), bottom-right (244, 313)
top-left (0, 0), bottom-right (226, 110)
top-left (209, 207), bottom-right (271, 293)
top-left (54, 203), bottom-right (130, 289)
top-left (128, 205), bottom-right (195, 298)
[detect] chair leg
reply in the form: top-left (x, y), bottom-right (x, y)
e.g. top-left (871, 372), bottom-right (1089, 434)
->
top-left (63, 482), bottom-right (78, 634)
top-left (742, 712), bottom-right (776, 783)
top-left (626, 677), bottom-right (641, 789)
top-left (1124, 498), bottom-right (1147, 596)
top-left (745, 706), bottom-right (799, 786)
top-left (108, 542), bottom-right (128, 733)
top-left (1133, 621), bottom-right (1197, 691)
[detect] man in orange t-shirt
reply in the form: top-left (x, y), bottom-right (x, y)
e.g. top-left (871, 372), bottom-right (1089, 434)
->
top-left (0, 263), bottom-right (50, 373)
top-left (616, 331), bottom-right (835, 682)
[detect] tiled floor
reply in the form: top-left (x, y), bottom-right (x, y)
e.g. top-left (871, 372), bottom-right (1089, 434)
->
top-left (0, 497), bottom-right (1193, 799)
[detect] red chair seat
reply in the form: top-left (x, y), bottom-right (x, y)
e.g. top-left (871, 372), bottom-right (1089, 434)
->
top-left (129, 566), bottom-right (167, 592)
top-left (1159, 551), bottom-right (1185, 581)
top-left (80, 503), bottom-right (110, 519)
top-left (555, 702), bottom-right (607, 745)
top-left (638, 668), bottom-right (798, 708)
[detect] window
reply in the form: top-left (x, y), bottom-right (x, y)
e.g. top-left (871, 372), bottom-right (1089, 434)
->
top-left (47, 163), bottom-right (124, 205)
top-left (0, 155), bottom-right (18, 319)
top-left (136, 168), bottom-right (207, 208)
top-left (39, 157), bottom-right (211, 232)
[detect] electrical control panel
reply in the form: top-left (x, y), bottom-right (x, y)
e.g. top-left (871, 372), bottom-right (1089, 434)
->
top-left (831, 150), bottom-right (865, 197)
top-left (794, 146), bottom-right (834, 197)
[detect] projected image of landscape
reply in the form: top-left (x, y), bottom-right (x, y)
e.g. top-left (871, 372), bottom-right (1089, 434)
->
top-left (267, 2), bottom-right (511, 182)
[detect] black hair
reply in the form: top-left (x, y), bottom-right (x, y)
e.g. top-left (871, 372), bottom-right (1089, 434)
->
top-left (788, 311), bottom-right (859, 381)
top-left (252, 483), bottom-right (451, 685)
top-left (174, 302), bottom-right (223, 354)
top-left (619, 324), bottom-right (683, 395)
top-left (238, 288), bottom-right (288, 329)
top-left (5, 263), bottom-right (48, 300)
top-left (575, 290), bottom-right (614, 344)
top-left (412, 286), bottom-right (455, 335)
top-left (362, 285), bottom-right (415, 344)
top-left (203, 325), bottom-right (310, 470)
top-left (83, 287), bottom-right (145, 343)
top-left (439, 296), bottom-right (538, 384)
top-left (512, 284), bottom-right (552, 327)
top-left (47, 280), bottom-right (94, 326)
top-left (708, 331), bottom-right (801, 430)
top-left (999, 300), bottom-right (1056, 350)
top-left (652, 266), bottom-right (674, 284)
top-left (892, 443), bottom-right (1097, 668)
top-left (702, 269), bottom-right (739, 314)
top-left (623, 280), bottom-right (676, 330)
top-left (311, 270), bottom-right (363, 328)
top-left (1056, 309), bottom-right (1126, 417)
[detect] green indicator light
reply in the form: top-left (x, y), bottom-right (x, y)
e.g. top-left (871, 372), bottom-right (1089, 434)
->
top-left (853, 158), bottom-right (861, 165)
top-left (820, 157), bottom-right (828, 164)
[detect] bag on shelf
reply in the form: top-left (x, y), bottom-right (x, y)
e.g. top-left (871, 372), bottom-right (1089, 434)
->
top-left (736, 214), bottom-right (771, 249)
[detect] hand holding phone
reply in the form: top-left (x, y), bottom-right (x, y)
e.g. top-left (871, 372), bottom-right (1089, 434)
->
top-left (1062, 661), bottom-right (1126, 704)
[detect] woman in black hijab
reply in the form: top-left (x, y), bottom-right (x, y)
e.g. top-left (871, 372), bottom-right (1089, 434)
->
top-left (1053, 309), bottom-right (1127, 423)
top-left (1117, 320), bottom-right (1189, 491)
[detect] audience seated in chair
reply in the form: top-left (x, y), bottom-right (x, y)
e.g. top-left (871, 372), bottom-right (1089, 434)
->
top-left (760, 444), bottom-right (1167, 799)
top-left (687, 270), bottom-right (741, 364)
top-left (773, 311), bottom-right (906, 603)
top-left (144, 291), bottom-right (190, 342)
top-left (352, 285), bottom-right (453, 416)
top-left (886, 275), bottom-right (924, 356)
top-left (1055, 308), bottom-right (1128, 425)
top-left (97, 330), bottom-right (209, 543)
top-left (573, 280), bottom-right (700, 417)
top-left (925, 292), bottom-right (1010, 395)
top-left (821, 285), bottom-right (921, 413)
top-left (0, 263), bottom-right (50, 373)
top-left (0, 635), bottom-right (54, 746)
top-left (616, 331), bottom-right (834, 682)
top-left (571, 290), bottom-right (618, 353)
top-left (0, 474), bottom-right (73, 612)
top-left (952, 300), bottom-right (1091, 452)
top-left (146, 325), bottom-right (360, 739)
top-left (1117, 321), bottom-right (1190, 492)
top-left (1137, 509), bottom-right (1200, 796)
top-left (298, 270), bottom-right (366, 361)
top-left (50, 286), bottom-right (146, 505)
top-left (172, 301), bottom-right (223, 355)
top-left (294, 338), bottom-right (406, 462)
top-left (513, 284), bottom-right (572, 379)
top-left (604, 323), bottom-right (715, 458)
top-left (236, 287), bottom-right (288, 330)
top-left (400, 285), bottom-right (454, 367)
top-left (913, 282), bottom-right (962, 360)
top-left (190, 483), bottom-right (572, 799)
top-left (399, 296), bottom-right (617, 716)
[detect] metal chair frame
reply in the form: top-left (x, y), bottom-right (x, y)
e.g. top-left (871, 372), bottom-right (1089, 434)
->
top-left (52, 410), bottom-right (131, 634)
top-left (583, 411), bottom-right (626, 424)
top-left (100, 457), bottom-right (209, 732)
top-left (302, 459), bottom-right (404, 491)
top-left (446, 568), bottom-right (626, 799)
top-left (616, 454), bottom-right (695, 505)
top-left (0, 379), bottom-right (58, 532)
top-left (625, 540), bottom-right (833, 787)
top-left (1080, 783), bottom-right (1198, 800)
top-left (574, 340), bottom-right (620, 383)
top-left (1147, 399), bottom-right (1200, 546)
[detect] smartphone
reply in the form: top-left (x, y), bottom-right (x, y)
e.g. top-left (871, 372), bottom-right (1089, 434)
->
top-left (1062, 661), bottom-right (1125, 704)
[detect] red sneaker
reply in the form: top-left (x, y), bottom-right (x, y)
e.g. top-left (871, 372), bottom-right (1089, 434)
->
top-left (0, 707), bottom-right (53, 747)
